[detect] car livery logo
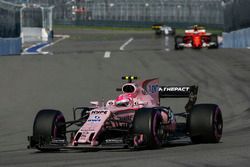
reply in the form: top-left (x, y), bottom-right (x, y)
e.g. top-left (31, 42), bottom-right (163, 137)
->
top-left (88, 115), bottom-right (101, 122)
top-left (148, 84), bottom-right (159, 94)
top-left (91, 110), bottom-right (108, 114)
top-left (159, 86), bottom-right (190, 92)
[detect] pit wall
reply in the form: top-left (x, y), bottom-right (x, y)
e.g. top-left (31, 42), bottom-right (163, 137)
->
top-left (0, 37), bottom-right (22, 56)
top-left (222, 27), bottom-right (250, 48)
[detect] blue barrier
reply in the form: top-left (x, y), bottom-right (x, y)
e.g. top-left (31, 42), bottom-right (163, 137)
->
top-left (222, 27), bottom-right (250, 48)
top-left (0, 37), bottom-right (22, 56)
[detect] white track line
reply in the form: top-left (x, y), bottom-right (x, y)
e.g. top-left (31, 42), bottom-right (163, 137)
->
top-left (120, 37), bottom-right (134, 51)
top-left (22, 35), bottom-right (70, 55)
top-left (38, 35), bottom-right (70, 52)
top-left (104, 51), bottom-right (111, 58)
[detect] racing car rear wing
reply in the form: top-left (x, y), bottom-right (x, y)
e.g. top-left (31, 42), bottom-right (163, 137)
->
top-left (159, 86), bottom-right (198, 98)
top-left (159, 85), bottom-right (198, 112)
top-left (152, 24), bottom-right (163, 30)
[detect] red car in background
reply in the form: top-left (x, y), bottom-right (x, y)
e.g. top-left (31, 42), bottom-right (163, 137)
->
top-left (175, 25), bottom-right (219, 50)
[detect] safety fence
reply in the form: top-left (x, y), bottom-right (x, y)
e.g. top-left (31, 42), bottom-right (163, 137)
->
top-left (57, 0), bottom-right (224, 29)
top-left (0, 0), bottom-right (21, 38)
top-left (222, 27), bottom-right (250, 48)
top-left (223, 0), bottom-right (250, 32)
top-left (7, 0), bottom-right (250, 31)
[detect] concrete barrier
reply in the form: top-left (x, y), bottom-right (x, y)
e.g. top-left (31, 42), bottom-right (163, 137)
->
top-left (222, 27), bottom-right (250, 48)
top-left (0, 37), bottom-right (22, 56)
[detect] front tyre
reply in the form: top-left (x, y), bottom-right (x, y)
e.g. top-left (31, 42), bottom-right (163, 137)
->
top-left (208, 35), bottom-right (219, 49)
top-left (33, 109), bottom-right (66, 151)
top-left (155, 30), bottom-right (162, 35)
top-left (175, 36), bottom-right (184, 50)
top-left (133, 108), bottom-right (164, 149)
top-left (189, 104), bottom-right (223, 144)
top-left (171, 28), bottom-right (176, 36)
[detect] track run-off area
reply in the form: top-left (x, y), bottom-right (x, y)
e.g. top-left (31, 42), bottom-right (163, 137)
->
top-left (0, 28), bottom-right (250, 167)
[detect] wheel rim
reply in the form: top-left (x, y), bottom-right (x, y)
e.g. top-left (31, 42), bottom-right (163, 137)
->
top-left (53, 114), bottom-right (66, 139)
top-left (152, 112), bottom-right (164, 146)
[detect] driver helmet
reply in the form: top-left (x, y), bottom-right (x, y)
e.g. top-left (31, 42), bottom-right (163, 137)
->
top-left (115, 94), bottom-right (133, 107)
top-left (194, 25), bottom-right (198, 31)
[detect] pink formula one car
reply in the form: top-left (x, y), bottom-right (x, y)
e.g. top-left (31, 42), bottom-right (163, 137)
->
top-left (28, 76), bottom-right (223, 151)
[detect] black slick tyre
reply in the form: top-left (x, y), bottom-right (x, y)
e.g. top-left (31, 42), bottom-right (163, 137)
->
top-left (155, 30), bottom-right (162, 35)
top-left (133, 108), bottom-right (164, 149)
top-left (189, 104), bottom-right (223, 144)
top-left (208, 35), bottom-right (219, 49)
top-left (33, 109), bottom-right (66, 151)
top-left (175, 36), bottom-right (184, 50)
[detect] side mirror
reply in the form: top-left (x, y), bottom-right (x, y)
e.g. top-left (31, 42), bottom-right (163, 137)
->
top-left (90, 101), bottom-right (99, 106)
top-left (106, 100), bottom-right (115, 106)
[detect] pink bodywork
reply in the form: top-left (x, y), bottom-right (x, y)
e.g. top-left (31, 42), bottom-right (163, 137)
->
top-left (72, 78), bottom-right (176, 146)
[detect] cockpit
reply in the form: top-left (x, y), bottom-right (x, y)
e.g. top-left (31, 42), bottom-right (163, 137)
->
top-left (122, 84), bottom-right (136, 93)
top-left (115, 84), bottom-right (137, 107)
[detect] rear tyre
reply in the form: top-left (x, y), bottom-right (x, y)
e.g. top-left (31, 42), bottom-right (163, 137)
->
top-left (133, 108), bottom-right (164, 149)
top-left (189, 104), bottom-right (223, 144)
top-left (175, 36), bottom-right (184, 50)
top-left (155, 30), bottom-right (162, 35)
top-left (171, 28), bottom-right (176, 36)
top-left (33, 109), bottom-right (66, 151)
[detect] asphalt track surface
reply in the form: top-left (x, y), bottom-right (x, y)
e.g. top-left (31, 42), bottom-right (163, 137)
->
top-left (0, 29), bottom-right (250, 167)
